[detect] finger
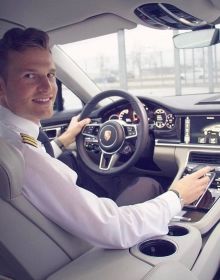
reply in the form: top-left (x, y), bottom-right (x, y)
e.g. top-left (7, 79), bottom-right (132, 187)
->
top-left (192, 177), bottom-right (209, 190)
top-left (198, 175), bottom-right (210, 185)
top-left (191, 166), bottom-right (214, 179)
top-left (79, 118), bottom-right (91, 127)
top-left (83, 118), bottom-right (91, 124)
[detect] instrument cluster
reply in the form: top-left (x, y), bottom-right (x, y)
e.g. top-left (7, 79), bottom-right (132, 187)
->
top-left (108, 104), bottom-right (176, 130)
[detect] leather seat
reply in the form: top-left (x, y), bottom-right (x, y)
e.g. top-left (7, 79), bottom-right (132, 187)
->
top-left (0, 139), bottom-right (92, 280)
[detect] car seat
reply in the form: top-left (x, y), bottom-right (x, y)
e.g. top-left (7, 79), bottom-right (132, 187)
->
top-left (0, 139), bottom-right (92, 280)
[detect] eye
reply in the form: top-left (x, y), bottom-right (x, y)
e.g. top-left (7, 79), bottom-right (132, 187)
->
top-left (47, 73), bottom-right (56, 79)
top-left (24, 73), bottom-right (36, 79)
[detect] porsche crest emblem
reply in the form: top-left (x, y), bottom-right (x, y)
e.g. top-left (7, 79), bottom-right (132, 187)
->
top-left (104, 130), bottom-right (111, 141)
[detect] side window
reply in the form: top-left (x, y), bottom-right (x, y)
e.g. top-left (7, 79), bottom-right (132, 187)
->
top-left (62, 84), bottom-right (83, 111)
top-left (54, 79), bottom-right (83, 112)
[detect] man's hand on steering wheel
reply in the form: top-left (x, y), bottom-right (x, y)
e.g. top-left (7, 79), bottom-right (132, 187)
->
top-left (57, 116), bottom-right (91, 149)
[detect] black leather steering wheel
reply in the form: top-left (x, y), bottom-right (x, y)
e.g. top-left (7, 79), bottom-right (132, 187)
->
top-left (76, 90), bottom-right (149, 175)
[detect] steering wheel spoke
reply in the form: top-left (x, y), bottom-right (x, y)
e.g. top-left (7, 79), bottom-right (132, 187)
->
top-left (82, 123), bottom-right (101, 138)
top-left (123, 124), bottom-right (138, 139)
top-left (99, 151), bottom-right (119, 170)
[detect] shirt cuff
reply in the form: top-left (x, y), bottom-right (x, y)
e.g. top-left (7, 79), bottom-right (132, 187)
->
top-left (51, 140), bottom-right (62, 158)
top-left (159, 190), bottom-right (182, 217)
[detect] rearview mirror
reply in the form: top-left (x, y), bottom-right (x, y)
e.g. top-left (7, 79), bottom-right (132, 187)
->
top-left (173, 28), bottom-right (220, 49)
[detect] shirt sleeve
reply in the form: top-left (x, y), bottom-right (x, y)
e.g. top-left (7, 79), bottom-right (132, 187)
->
top-left (51, 140), bottom-right (62, 158)
top-left (22, 146), bottom-right (181, 249)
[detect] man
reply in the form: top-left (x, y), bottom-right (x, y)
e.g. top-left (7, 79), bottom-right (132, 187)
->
top-left (0, 27), bottom-right (211, 249)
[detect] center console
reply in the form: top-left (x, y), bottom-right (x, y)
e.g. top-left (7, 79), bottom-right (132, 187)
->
top-left (129, 153), bottom-right (220, 279)
top-left (130, 224), bottom-right (202, 269)
top-left (121, 113), bottom-right (220, 280)
top-left (173, 155), bottom-right (220, 230)
top-left (156, 114), bottom-right (220, 234)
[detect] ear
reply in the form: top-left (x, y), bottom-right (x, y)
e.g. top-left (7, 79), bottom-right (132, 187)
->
top-left (0, 76), bottom-right (6, 97)
top-left (0, 77), bottom-right (7, 105)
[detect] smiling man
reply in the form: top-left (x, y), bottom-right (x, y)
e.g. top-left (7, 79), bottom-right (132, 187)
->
top-left (0, 30), bottom-right (57, 123)
top-left (0, 27), bottom-right (212, 249)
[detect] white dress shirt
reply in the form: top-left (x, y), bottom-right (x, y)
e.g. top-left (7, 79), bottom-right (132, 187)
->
top-left (0, 105), bottom-right (181, 249)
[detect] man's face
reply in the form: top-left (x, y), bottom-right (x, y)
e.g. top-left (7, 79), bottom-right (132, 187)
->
top-left (0, 47), bottom-right (57, 124)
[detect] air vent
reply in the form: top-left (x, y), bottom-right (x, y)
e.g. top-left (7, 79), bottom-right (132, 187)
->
top-left (189, 152), bottom-right (220, 164)
top-left (134, 3), bottom-right (211, 30)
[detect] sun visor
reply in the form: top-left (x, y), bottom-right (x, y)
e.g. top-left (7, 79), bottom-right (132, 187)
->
top-left (48, 13), bottom-right (136, 46)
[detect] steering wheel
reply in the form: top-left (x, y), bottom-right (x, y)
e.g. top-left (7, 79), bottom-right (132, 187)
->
top-left (76, 90), bottom-right (149, 175)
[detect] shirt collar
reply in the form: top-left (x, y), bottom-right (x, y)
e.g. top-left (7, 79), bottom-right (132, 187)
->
top-left (0, 105), bottom-right (40, 139)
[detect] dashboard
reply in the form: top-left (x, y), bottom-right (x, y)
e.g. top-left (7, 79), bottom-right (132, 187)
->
top-left (101, 99), bottom-right (181, 143)
top-left (99, 96), bottom-right (220, 147)
top-left (102, 102), bottom-right (176, 130)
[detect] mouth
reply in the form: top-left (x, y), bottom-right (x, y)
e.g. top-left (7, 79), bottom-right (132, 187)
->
top-left (32, 97), bottom-right (53, 104)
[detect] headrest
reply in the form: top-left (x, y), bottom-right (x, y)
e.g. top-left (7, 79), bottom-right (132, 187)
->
top-left (0, 139), bottom-right (25, 200)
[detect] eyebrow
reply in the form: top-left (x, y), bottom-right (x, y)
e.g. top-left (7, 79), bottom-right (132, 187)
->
top-left (21, 68), bottom-right (56, 73)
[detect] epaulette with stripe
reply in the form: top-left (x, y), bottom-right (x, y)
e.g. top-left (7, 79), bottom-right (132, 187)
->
top-left (20, 133), bottom-right (38, 148)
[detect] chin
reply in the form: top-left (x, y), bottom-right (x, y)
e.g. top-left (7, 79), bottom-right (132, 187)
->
top-left (39, 110), bottom-right (54, 120)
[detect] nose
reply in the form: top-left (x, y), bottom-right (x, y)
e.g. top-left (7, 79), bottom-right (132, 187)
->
top-left (38, 76), bottom-right (53, 93)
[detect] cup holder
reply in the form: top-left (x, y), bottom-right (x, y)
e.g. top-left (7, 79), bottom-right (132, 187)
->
top-left (168, 225), bottom-right (189, 236)
top-left (139, 239), bottom-right (176, 257)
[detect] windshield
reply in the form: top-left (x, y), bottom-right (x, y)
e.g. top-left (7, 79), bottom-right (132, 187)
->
top-left (60, 25), bottom-right (220, 97)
